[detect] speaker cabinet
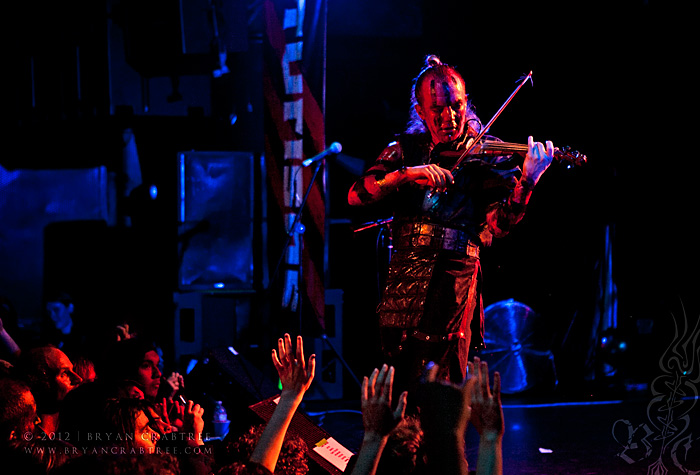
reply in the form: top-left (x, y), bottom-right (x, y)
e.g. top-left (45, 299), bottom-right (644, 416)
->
top-left (177, 151), bottom-right (257, 292)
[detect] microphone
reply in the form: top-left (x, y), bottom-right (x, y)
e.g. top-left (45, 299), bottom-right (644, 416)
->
top-left (301, 142), bottom-right (342, 167)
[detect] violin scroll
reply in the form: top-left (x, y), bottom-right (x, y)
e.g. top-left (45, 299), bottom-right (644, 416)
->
top-left (555, 145), bottom-right (587, 168)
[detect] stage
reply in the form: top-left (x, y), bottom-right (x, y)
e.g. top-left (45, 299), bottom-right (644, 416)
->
top-left (301, 390), bottom-right (698, 474)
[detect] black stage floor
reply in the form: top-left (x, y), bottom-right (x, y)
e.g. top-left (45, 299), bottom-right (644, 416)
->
top-left (300, 390), bottom-right (699, 475)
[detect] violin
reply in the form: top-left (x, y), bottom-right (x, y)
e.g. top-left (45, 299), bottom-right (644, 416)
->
top-left (435, 71), bottom-right (586, 171)
top-left (437, 139), bottom-right (588, 169)
top-left (422, 71), bottom-right (587, 211)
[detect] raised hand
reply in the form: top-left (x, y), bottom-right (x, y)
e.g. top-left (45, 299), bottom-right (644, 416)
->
top-left (115, 323), bottom-right (136, 341)
top-left (350, 365), bottom-right (407, 475)
top-left (165, 372), bottom-right (185, 400)
top-left (468, 357), bottom-right (504, 439)
top-left (361, 365), bottom-right (407, 438)
top-left (251, 334), bottom-right (316, 473)
top-left (271, 334), bottom-right (315, 400)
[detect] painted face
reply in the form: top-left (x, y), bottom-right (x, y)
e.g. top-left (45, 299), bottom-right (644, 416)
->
top-left (133, 410), bottom-right (160, 452)
top-left (136, 351), bottom-right (162, 400)
top-left (416, 72), bottom-right (468, 145)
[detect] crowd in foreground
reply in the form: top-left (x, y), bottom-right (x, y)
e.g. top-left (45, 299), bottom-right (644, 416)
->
top-left (0, 296), bottom-right (504, 475)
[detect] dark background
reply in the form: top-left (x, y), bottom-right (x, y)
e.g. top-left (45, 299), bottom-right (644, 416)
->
top-left (326, 0), bottom-right (698, 396)
top-left (2, 0), bottom-right (697, 400)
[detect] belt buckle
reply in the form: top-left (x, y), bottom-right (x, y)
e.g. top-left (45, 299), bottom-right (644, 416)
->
top-left (417, 223), bottom-right (434, 237)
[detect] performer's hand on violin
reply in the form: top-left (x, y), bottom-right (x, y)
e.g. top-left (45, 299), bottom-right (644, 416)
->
top-left (403, 164), bottom-right (454, 192)
top-left (522, 136), bottom-right (554, 185)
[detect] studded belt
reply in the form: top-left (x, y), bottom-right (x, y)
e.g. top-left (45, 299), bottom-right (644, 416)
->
top-left (392, 221), bottom-right (480, 258)
top-left (410, 329), bottom-right (466, 342)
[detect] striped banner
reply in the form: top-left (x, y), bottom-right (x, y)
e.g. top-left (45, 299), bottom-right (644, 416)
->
top-left (263, 0), bottom-right (327, 329)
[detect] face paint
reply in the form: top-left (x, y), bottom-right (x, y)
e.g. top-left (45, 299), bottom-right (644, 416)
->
top-left (417, 72), bottom-right (467, 145)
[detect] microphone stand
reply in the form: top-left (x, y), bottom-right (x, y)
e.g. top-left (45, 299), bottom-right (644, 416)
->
top-left (269, 160), bottom-right (322, 292)
top-left (269, 159), bottom-right (361, 393)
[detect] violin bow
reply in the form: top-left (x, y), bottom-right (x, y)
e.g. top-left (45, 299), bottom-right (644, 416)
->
top-left (449, 71), bottom-right (534, 173)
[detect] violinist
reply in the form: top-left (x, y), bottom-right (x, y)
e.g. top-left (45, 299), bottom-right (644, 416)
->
top-left (347, 54), bottom-right (554, 403)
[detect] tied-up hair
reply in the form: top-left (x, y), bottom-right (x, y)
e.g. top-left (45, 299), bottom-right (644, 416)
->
top-left (406, 54), bottom-right (481, 136)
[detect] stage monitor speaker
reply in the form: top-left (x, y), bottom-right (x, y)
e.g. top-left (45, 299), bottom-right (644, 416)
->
top-left (250, 395), bottom-right (354, 475)
top-left (177, 151), bottom-right (255, 292)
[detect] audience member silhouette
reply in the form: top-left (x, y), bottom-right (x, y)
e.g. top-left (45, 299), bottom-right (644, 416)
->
top-left (417, 357), bottom-right (504, 475)
top-left (221, 423), bottom-right (309, 475)
top-left (348, 358), bottom-right (504, 475)
top-left (0, 377), bottom-right (40, 443)
top-left (0, 296), bottom-right (22, 360)
top-left (349, 365), bottom-right (407, 475)
top-left (98, 337), bottom-right (163, 401)
top-left (14, 346), bottom-right (82, 436)
top-left (0, 376), bottom-right (78, 474)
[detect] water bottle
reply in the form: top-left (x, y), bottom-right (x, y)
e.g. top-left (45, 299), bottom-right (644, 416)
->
top-left (212, 401), bottom-right (230, 438)
top-left (213, 401), bottom-right (228, 422)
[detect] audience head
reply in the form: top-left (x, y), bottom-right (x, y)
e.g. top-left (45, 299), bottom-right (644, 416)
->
top-left (59, 381), bottom-right (114, 448)
top-left (4, 438), bottom-right (78, 475)
top-left (224, 423), bottom-right (309, 475)
top-left (72, 355), bottom-right (97, 384)
top-left (16, 346), bottom-right (82, 413)
top-left (0, 378), bottom-right (39, 442)
top-left (104, 397), bottom-right (162, 452)
top-left (102, 338), bottom-right (162, 400)
top-left (43, 291), bottom-right (74, 336)
top-left (377, 416), bottom-right (426, 474)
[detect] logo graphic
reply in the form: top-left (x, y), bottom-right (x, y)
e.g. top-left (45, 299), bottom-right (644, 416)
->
top-left (612, 301), bottom-right (699, 474)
